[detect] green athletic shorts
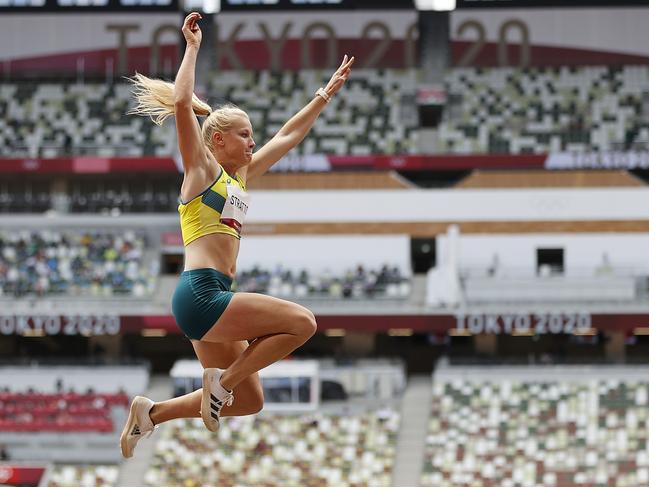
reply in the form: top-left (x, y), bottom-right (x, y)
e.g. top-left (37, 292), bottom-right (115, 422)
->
top-left (171, 268), bottom-right (234, 340)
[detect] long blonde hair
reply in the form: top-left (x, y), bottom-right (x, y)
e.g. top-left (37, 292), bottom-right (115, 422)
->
top-left (127, 73), bottom-right (249, 152)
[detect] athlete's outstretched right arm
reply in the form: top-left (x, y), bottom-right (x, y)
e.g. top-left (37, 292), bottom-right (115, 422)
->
top-left (174, 12), bottom-right (208, 175)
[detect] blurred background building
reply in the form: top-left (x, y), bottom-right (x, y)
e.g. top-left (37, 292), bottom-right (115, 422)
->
top-left (2, 0), bottom-right (649, 485)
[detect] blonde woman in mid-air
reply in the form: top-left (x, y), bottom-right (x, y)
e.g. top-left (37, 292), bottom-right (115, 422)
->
top-left (119, 11), bottom-right (354, 458)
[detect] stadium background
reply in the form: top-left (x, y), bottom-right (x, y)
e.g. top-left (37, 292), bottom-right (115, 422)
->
top-left (2, 0), bottom-right (649, 485)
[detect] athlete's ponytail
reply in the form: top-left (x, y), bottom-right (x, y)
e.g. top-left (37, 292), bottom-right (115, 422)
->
top-left (127, 73), bottom-right (212, 126)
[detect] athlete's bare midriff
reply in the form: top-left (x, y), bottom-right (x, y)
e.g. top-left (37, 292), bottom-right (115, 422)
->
top-left (183, 232), bottom-right (240, 278)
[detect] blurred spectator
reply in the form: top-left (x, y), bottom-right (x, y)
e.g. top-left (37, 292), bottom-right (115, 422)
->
top-left (0, 230), bottom-right (156, 297)
top-left (595, 252), bottom-right (614, 276)
top-left (233, 264), bottom-right (410, 300)
top-left (487, 253), bottom-right (500, 277)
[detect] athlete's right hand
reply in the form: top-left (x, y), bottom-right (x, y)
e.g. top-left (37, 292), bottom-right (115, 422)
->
top-left (182, 12), bottom-right (202, 48)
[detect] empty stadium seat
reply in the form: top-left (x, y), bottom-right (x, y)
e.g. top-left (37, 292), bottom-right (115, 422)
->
top-left (3, 67), bottom-right (647, 158)
top-left (422, 379), bottom-right (649, 486)
top-left (146, 408), bottom-right (400, 487)
top-left (443, 66), bottom-right (649, 154)
top-left (0, 391), bottom-right (128, 433)
top-left (48, 464), bottom-right (119, 487)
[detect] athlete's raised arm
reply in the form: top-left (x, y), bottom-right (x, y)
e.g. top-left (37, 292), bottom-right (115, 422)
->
top-left (128, 12), bottom-right (212, 178)
top-left (245, 55), bottom-right (355, 182)
top-left (174, 12), bottom-right (210, 175)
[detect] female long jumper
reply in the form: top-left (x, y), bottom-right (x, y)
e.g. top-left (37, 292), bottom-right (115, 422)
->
top-left (120, 12), bottom-right (354, 458)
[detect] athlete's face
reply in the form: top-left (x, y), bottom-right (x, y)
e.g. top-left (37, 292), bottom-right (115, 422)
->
top-left (219, 115), bottom-right (255, 165)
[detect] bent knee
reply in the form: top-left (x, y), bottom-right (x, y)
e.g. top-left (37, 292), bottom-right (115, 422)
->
top-left (249, 397), bottom-right (264, 415)
top-left (235, 381), bottom-right (264, 416)
top-left (247, 387), bottom-right (264, 415)
top-left (298, 309), bottom-right (317, 338)
top-left (284, 306), bottom-right (317, 339)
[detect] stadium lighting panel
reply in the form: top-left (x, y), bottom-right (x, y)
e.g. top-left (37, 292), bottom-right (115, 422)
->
top-left (203, 0), bottom-right (219, 11)
top-left (415, 0), bottom-right (456, 10)
top-left (182, 0), bottom-right (219, 11)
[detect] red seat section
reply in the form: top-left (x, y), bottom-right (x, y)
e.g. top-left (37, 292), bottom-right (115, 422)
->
top-left (0, 391), bottom-right (128, 432)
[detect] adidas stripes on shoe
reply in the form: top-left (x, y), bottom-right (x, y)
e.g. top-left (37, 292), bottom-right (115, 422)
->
top-left (120, 395), bottom-right (156, 459)
top-left (201, 368), bottom-right (234, 432)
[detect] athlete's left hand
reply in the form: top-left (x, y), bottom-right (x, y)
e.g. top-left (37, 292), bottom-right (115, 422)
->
top-left (322, 54), bottom-right (355, 99)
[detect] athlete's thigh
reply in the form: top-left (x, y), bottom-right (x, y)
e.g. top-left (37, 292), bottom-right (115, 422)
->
top-left (201, 292), bottom-right (314, 343)
top-left (191, 339), bottom-right (249, 368)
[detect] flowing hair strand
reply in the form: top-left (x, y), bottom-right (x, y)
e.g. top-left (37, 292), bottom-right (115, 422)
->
top-left (126, 72), bottom-right (212, 126)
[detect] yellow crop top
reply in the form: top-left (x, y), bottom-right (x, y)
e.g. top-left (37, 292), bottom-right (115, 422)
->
top-left (178, 166), bottom-right (250, 245)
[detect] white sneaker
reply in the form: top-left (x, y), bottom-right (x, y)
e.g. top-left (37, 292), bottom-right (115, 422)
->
top-left (201, 368), bottom-right (234, 432)
top-left (120, 395), bottom-right (155, 458)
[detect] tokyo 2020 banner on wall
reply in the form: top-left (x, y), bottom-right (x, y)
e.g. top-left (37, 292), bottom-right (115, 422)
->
top-left (1, 8), bottom-right (648, 76)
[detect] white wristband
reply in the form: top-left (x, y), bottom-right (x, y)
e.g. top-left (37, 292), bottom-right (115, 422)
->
top-left (315, 87), bottom-right (331, 103)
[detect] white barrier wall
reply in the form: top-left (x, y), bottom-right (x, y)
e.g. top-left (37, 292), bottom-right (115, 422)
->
top-left (437, 233), bottom-right (649, 277)
top-left (238, 235), bottom-right (411, 274)
top-left (248, 188), bottom-right (649, 223)
top-left (2, 188), bottom-right (648, 226)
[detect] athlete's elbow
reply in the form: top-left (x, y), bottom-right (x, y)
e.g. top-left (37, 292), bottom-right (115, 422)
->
top-left (174, 98), bottom-right (193, 110)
